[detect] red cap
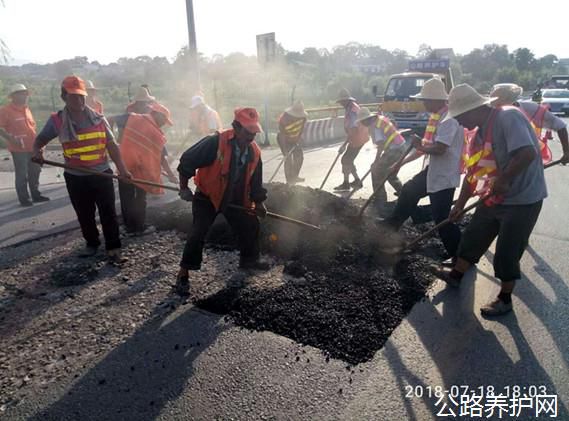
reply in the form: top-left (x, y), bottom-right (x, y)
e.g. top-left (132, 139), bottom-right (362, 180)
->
top-left (62, 76), bottom-right (87, 96)
top-left (234, 107), bottom-right (262, 133)
top-left (148, 102), bottom-right (173, 126)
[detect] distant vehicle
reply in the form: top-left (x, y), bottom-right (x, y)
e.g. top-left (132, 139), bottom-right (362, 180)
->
top-left (540, 89), bottom-right (569, 116)
top-left (377, 59), bottom-right (454, 135)
top-left (544, 75), bottom-right (569, 89)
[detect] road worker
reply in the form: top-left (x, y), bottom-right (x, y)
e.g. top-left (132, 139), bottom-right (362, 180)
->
top-left (277, 100), bottom-right (308, 184)
top-left (85, 80), bottom-right (104, 114)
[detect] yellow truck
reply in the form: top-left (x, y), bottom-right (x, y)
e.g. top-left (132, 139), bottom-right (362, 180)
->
top-left (377, 59), bottom-right (454, 135)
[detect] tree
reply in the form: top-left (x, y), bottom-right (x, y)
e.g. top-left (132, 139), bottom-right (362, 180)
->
top-left (514, 48), bottom-right (535, 72)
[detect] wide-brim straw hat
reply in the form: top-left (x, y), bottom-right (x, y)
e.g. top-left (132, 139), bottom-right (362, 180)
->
top-left (134, 86), bottom-right (155, 102)
top-left (285, 100), bottom-right (308, 118)
top-left (355, 107), bottom-right (376, 123)
top-left (9, 84), bottom-right (28, 96)
top-left (335, 88), bottom-right (356, 103)
top-left (490, 83), bottom-right (523, 106)
top-left (411, 78), bottom-right (448, 101)
top-left (446, 84), bottom-right (497, 119)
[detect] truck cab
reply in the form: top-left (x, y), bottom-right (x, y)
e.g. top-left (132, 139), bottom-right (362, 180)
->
top-left (379, 59), bottom-right (454, 135)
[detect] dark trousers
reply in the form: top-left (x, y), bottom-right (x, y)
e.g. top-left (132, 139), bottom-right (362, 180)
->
top-left (64, 171), bottom-right (121, 250)
top-left (277, 135), bottom-right (303, 182)
top-left (458, 201), bottom-right (542, 282)
top-left (341, 144), bottom-right (363, 177)
top-left (11, 152), bottom-right (41, 203)
top-left (371, 147), bottom-right (404, 205)
top-left (387, 167), bottom-right (461, 257)
top-left (180, 193), bottom-right (260, 270)
top-left (118, 181), bottom-right (147, 233)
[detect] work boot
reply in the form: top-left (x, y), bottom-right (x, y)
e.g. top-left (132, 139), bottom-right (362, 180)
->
top-left (133, 225), bottom-right (156, 237)
top-left (20, 200), bottom-right (33, 207)
top-left (78, 245), bottom-right (99, 258)
top-left (32, 195), bottom-right (50, 203)
top-left (480, 297), bottom-right (513, 317)
top-left (430, 266), bottom-right (461, 288)
top-left (294, 176), bottom-right (305, 183)
top-left (239, 259), bottom-right (271, 271)
top-left (107, 248), bottom-right (127, 264)
top-left (173, 275), bottom-right (190, 297)
top-left (440, 257), bottom-right (457, 268)
top-left (333, 182), bottom-right (350, 191)
top-left (349, 179), bottom-right (363, 190)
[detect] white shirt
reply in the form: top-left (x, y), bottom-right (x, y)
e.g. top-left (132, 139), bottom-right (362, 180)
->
top-left (519, 101), bottom-right (566, 131)
top-left (426, 113), bottom-right (464, 193)
top-left (205, 106), bottom-right (221, 131)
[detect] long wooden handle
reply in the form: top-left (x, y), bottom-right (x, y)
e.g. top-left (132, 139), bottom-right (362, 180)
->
top-left (358, 141), bottom-right (415, 218)
top-left (404, 158), bottom-right (564, 251)
top-left (268, 143), bottom-right (299, 183)
top-left (545, 158), bottom-right (563, 169)
top-left (226, 203), bottom-right (320, 231)
top-left (36, 158), bottom-right (320, 231)
top-left (404, 196), bottom-right (486, 251)
top-left (319, 139), bottom-right (348, 190)
top-left (32, 158), bottom-right (179, 191)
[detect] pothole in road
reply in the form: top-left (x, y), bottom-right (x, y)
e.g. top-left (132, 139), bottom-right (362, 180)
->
top-left (149, 184), bottom-right (444, 364)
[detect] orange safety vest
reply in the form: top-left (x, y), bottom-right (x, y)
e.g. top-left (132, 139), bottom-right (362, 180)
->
top-left (0, 103), bottom-right (37, 152)
top-left (119, 114), bottom-right (166, 194)
top-left (345, 102), bottom-right (369, 147)
top-left (189, 107), bottom-right (222, 138)
top-left (194, 129), bottom-right (261, 211)
top-left (278, 113), bottom-right (306, 143)
top-left (126, 102), bottom-right (153, 114)
top-left (52, 113), bottom-right (108, 167)
top-left (463, 108), bottom-right (504, 205)
top-left (519, 104), bottom-right (553, 164)
top-left (374, 115), bottom-right (404, 151)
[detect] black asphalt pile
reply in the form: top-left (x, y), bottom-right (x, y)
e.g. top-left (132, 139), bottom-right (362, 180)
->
top-left (149, 183), bottom-right (440, 364)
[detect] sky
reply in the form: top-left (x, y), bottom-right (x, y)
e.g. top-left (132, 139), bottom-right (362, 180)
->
top-left (1, 0), bottom-right (569, 65)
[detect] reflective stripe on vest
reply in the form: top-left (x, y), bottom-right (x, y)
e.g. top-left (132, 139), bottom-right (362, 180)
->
top-left (284, 119), bottom-right (305, 137)
top-left (423, 105), bottom-right (448, 145)
top-left (194, 129), bottom-right (261, 211)
top-left (517, 105), bottom-right (553, 164)
top-left (464, 109), bottom-right (499, 201)
top-left (52, 113), bottom-right (108, 167)
top-left (375, 115), bottom-right (404, 151)
top-left (120, 114), bottom-right (166, 194)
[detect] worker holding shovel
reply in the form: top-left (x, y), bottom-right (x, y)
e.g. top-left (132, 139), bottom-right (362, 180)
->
top-left (355, 108), bottom-right (405, 213)
top-left (33, 76), bottom-right (131, 263)
top-left (333, 89), bottom-right (369, 191)
top-left (433, 84), bottom-right (550, 317)
top-left (112, 102), bottom-right (178, 236)
top-left (384, 78), bottom-right (464, 262)
top-left (175, 107), bottom-right (269, 296)
top-left (276, 100), bottom-right (308, 184)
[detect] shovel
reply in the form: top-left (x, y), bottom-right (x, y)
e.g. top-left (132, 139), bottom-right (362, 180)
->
top-left (33, 158), bottom-right (321, 231)
top-left (345, 129), bottom-right (411, 200)
top-left (357, 140), bottom-right (416, 219)
top-left (383, 157), bottom-right (565, 255)
top-left (268, 143), bottom-right (300, 183)
top-left (319, 139), bottom-right (348, 190)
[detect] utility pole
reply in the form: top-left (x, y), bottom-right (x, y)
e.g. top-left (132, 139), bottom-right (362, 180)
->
top-left (185, 0), bottom-right (201, 93)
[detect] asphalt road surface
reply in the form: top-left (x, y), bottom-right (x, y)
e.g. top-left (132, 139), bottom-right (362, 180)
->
top-left (1, 122), bottom-right (568, 420)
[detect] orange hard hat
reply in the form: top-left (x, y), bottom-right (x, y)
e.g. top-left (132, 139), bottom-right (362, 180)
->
top-left (234, 107), bottom-right (262, 133)
top-left (62, 76), bottom-right (87, 96)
